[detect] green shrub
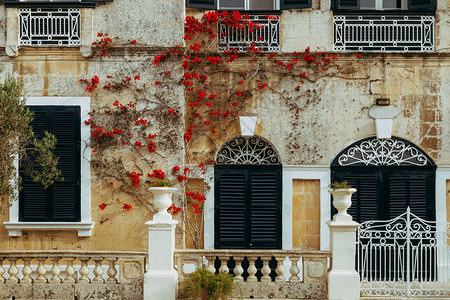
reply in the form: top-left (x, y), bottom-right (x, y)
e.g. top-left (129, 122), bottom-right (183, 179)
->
top-left (182, 267), bottom-right (234, 300)
top-left (329, 181), bottom-right (352, 190)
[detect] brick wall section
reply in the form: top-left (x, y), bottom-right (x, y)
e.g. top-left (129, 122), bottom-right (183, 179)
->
top-left (292, 179), bottom-right (320, 250)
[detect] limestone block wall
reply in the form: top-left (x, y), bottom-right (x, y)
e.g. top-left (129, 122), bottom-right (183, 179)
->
top-left (292, 179), bottom-right (320, 250)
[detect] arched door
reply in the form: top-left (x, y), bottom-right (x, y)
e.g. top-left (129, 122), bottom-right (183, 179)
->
top-left (214, 135), bottom-right (282, 249)
top-left (331, 136), bottom-right (436, 223)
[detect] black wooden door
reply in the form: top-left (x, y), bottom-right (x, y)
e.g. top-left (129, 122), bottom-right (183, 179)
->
top-left (214, 165), bottom-right (282, 249)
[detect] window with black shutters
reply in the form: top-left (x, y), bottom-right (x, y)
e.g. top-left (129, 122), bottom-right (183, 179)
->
top-left (331, 0), bottom-right (436, 12)
top-left (0, 0), bottom-right (112, 8)
top-left (214, 165), bottom-right (282, 249)
top-left (186, 0), bottom-right (311, 10)
top-left (20, 106), bottom-right (81, 222)
top-left (331, 137), bottom-right (436, 223)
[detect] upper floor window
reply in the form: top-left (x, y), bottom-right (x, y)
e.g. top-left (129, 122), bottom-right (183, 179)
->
top-left (1, 0), bottom-right (112, 8)
top-left (219, 0), bottom-right (277, 10)
top-left (19, 8), bottom-right (81, 46)
top-left (331, 0), bottom-right (436, 13)
top-left (332, 0), bottom-right (436, 52)
top-left (186, 0), bottom-right (312, 10)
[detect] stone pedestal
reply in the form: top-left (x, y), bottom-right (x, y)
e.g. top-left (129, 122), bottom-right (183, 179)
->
top-left (144, 187), bottom-right (179, 300)
top-left (327, 216), bottom-right (360, 300)
top-left (327, 188), bottom-right (360, 300)
top-left (144, 219), bottom-right (178, 300)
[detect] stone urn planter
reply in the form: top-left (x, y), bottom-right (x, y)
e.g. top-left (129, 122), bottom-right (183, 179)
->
top-left (148, 187), bottom-right (177, 216)
top-left (328, 188), bottom-right (357, 217)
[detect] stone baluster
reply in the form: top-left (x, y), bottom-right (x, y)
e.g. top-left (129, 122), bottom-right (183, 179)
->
top-left (205, 256), bottom-right (216, 274)
top-left (289, 257), bottom-right (301, 282)
top-left (106, 257), bottom-right (118, 283)
top-left (63, 258), bottom-right (76, 283)
top-left (233, 256), bottom-right (244, 282)
top-left (0, 258), bottom-right (5, 283)
top-left (7, 258), bottom-right (19, 283)
top-left (49, 257), bottom-right (62, 283)
top-left (35, 258), bottom-right (48, 284)
top-left (218, 256), bottom-right (229, 274)
top-left (92, 257), bottom-right (105, 283)
top-left (78, 257), bottom-right (91, 283)
top-left (21, 258), bottom-right (33, 284)
top-left (260, 256), bottom-right (272, 282)
top-left (247, 256), bottom-right (257, 282)
top-left (275, 256), bottom-right (286, 282)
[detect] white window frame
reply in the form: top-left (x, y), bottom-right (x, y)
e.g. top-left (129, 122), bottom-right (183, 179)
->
top-left (4, 97), bottom-right (93, 237)
top-left (217, 0), bottom-right (280, 10)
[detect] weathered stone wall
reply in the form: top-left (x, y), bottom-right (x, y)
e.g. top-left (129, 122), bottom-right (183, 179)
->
top-left (188, 54), bottom-right (449, 166)
top-left (0, 0), bottom-right (186, 252)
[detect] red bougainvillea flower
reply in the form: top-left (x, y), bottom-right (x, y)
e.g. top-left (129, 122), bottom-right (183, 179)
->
top-left (155, 81), bottom-right (160, 85)
top-left (147, 169), bottom-right (165, 179)
top-left (130, 40), bottom-right (136, 44)
top-left (169, 203), bottom-right (182, 214)
top-left (130, 172), bottom-right (141, 187)
top-left (172, 166), bottom-right (180, 174)
top-left (123, 203), bottom-right (132, 210)
top-left (99, 203), bottom-right (106, 210)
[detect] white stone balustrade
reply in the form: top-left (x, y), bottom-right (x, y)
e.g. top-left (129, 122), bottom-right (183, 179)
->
top-left (0, 251), bottom-right (147, 285)
top-left (174, 249), bottom-right (330, 299)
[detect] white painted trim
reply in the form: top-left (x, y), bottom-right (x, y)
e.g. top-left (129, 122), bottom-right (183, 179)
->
top-left (4, 222), bottom-right (94, 237)
top-left (204, 166), bottom-right (215, 249)
top-left (282, 165), bottom-right (331, 251)
top-left (4, 97), bottom-right (93, 237)
top-left (435, 166), bottom-right (450, 225)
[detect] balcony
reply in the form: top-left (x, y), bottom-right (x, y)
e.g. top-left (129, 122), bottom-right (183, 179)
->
top-left (333, 15), bottom-right (434, 52)
top-left (19, 8), bottom-right (81, 46)
top-left (218, 15), bottom-right (280, 52)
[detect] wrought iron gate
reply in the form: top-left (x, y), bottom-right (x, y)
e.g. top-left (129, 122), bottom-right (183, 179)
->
top-left (357, 208), bottom-right (450, 297)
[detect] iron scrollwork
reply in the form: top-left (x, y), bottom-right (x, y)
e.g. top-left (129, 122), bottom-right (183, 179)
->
top-left (338, 138), bottom-right (429, 166)
top-left (216, 136), bottom-right (280, 165)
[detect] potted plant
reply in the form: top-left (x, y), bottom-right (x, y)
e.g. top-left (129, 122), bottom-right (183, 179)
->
top-left (148, 178), bottom-right (177, 216)
top-left (181, 267), bottom-right (234, 300)
top-left (328, 181), bottom-right (357, 218)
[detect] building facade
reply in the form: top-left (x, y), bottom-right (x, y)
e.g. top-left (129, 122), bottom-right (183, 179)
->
top-left (0, 0), bottom-right (448, 298)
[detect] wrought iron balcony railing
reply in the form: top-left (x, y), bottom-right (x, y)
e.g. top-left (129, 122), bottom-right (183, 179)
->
top-left (19, 8), bottom-right (81, 46)
top-left (218, 15), bottom-right (280, 52)
top-left (333, 15), bottom-right (434, 52)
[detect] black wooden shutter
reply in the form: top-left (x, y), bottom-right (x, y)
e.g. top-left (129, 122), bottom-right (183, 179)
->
top-left (186, 0), bottom-right (216, 9)
top-left (250, 171), bottom-right (282, 249)
top-left (215, 169), bottom-right (247, 249)
top-left (408, 0), bottom-right (436, 10)
top-left (331, 0), bottom-right (359, 11)
top-left (20, 106), bottom-right (81, 222)
top-left (215, 165), bottom-right (282, 249)
top-left (281, 0), bottom-right (312, 9)
top-left (51, 108), bottom-right (81, 221)
top-left (386, 173), bottom-right (434, 220)
top-left (333, 172), bottom-right (380, 223)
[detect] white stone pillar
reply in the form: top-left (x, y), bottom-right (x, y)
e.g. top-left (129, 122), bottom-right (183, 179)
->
top-left (327, 189), bottom-right (360, 300)
top-left (144, 187), bottom-right (179, 300)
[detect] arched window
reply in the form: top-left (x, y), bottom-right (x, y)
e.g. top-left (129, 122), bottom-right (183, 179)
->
top-left (331, 136), bottom-right (436, 223)
top-left (214, 135), bottom-right (282, 249)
